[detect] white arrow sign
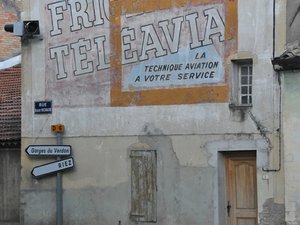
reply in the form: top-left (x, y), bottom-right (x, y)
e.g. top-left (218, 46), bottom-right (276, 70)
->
top-left (26, 145), bottom-right (71, 156)
top-left (31, 157), bottom-right (74, 178)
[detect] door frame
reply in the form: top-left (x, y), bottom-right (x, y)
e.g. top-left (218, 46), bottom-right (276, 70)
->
top-left (219, 150), bottom-right (258, 225)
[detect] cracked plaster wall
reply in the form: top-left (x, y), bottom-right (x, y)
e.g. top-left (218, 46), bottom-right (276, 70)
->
top-left (20, 0), bottom-right (287, 224)
top-left (259, 198), bottom-right (285, 225)
top-left (282, 73), bottom-right (300, 225)
top-left (21, 123), bottom-right (281, 225)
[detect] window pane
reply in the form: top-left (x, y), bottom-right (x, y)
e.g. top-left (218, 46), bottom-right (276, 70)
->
top-left (241, 66), bottom-right (248, 75)
top-left (235, 61), bottom-right (253, 106)
top-left (249, 66), bottom-right (253, 75)
top-left (241, 76), bottom-right (248, 85)
top-left (241, 96), bottom-right (248, 104)
top-left (241, 86), bottom-right (248, 94)
top-left (249, 76), bottom-right (252, 84)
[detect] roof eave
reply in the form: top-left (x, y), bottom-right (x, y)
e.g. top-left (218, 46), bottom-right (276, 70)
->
top-left (272, 56), bottom-right (300, 71)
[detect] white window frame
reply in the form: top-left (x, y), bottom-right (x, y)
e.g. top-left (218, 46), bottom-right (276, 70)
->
top-left (230, 59), bottom-right (253, 107)
top-left (238, 63), bottom-right (253, 105)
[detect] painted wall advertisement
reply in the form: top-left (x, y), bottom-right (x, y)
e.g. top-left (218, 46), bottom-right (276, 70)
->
top-left (45, 0), bottom-right (237, 106)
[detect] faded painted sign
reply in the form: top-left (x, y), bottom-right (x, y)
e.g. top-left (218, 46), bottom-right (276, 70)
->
top-left (45, 0), bottom-right (111, 107)
top-left (44, 0), bottom-right (237, 106)
top-left (122, 5), bottom-right (225, 91)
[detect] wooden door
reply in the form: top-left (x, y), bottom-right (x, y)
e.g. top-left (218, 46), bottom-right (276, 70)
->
top-left (225, 152), bottom-right (257, 225)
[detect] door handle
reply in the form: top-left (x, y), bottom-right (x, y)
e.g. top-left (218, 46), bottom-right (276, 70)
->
top-left (227, 201), bottom-right (231, 216)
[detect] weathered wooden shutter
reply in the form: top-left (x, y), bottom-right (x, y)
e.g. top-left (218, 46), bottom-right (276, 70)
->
top-left (130, 150), bottom-right (157, 222)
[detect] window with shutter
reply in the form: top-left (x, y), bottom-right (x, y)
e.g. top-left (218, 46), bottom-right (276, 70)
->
top-left (130, 150), bottom-right (157, 222)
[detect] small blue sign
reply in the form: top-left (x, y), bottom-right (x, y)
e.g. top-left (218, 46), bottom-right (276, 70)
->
top-left (34, 101), bottom-right (52, 114)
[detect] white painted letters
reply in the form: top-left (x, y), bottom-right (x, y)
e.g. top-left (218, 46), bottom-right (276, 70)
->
top-left (47, 1), bottom-right (67, 36)
top-left (158, 17), bottom-right (184, 53)
top-left (68, 0), bottom-right (93, 31)
top-left (94, 36), bottom-right (110, 70)
top-left (202, 8), bottom-right (225, 46)
top-left (122, 27), bottom-right (139, 64)
top-left (70, 38), bottom-right (94, 76)
top-left (49, 45), bottom-right (69, 79)
top-left (140, 24), bottom-right (167, 61)
top-left (47, 3), bottom-right (225, 83)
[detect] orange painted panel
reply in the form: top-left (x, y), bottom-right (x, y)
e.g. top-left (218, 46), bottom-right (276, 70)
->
top-left (111, 0), bottom-right (237, 106)
top-left (43, 0), bottom-right (237, 107)
top-left (159, 0), bottom-right (172, 10)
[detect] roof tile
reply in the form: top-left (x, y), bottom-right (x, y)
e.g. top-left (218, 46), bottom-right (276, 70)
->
top-left (0, 66), bottom-right (21, 143)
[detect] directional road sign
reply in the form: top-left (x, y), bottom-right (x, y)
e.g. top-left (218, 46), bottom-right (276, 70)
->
top-left (26, 145), bottom-right (71, 156)
top-left (31, 157), bottom-right (74, 178)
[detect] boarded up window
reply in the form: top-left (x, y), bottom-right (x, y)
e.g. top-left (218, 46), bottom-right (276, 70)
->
top-left (130, 150), bottom-right (157, 222)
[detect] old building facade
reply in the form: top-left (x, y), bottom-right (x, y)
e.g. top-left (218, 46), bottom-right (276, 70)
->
top-left (20, 0), bottom-right (295, 225)
top-left (272, 1), bottom-right (300, 225)
top-left (0, 0), bottom-right (22, 224)
top-left (0, 66), bottom-right (21, 225)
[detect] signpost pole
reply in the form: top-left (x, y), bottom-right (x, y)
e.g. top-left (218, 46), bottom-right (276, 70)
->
top-left (52, 124), bottom-right (65, 225)
top-left (56, 132), bottom-right (63, 225)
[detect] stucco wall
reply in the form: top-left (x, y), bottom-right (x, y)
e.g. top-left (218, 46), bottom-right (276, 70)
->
top-left (21, 134), bottom-right (276, 225)
top-left (20, 0), bottom-right (286, 224)
top-left (0, 0), bottom-right (21, 60)
top-left (286, 0), bottom-right (300, 43)
top-left (283, 72), bottom-right (300, 225)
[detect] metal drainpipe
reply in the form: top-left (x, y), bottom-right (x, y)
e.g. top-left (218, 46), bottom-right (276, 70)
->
top-left (263, 0), bottom-right (281, 172)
